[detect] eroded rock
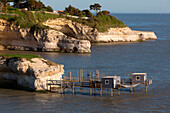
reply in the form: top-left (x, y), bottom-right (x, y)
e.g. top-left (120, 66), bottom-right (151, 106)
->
top-left (0, 57), bottom-right (64, 90)
top-left (43, 18), bottom-right (157, 42)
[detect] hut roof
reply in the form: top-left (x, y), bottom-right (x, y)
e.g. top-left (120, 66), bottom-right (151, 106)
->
top-left (102, 76), bottom-right (120, 79)
top-left (132, 73), bottom-right (147, 76)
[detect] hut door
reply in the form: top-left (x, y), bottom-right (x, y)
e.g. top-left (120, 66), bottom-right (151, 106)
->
top-left (114, 80), bottom-right (116, 88)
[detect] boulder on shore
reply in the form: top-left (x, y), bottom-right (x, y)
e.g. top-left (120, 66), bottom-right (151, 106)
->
top-left (0, 56), bottom-right (64, 91)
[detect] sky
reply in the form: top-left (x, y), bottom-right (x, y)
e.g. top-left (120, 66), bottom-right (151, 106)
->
top-left (41, 0), bottom-right (170, 13)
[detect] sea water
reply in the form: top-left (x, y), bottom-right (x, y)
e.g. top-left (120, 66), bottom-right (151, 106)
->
top-left (0, 14), bottom-right (170, 112)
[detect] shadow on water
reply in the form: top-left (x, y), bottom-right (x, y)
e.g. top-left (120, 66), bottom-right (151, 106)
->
top-left (0, 78), bottom-right (34, 92)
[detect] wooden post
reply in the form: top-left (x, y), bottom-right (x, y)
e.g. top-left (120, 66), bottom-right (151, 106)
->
top-left (46, 80), bottom-right (48, 91)
top-left (101, 73), bottom-right (103, 78)
top-left (70, 72), bottom-right (72, 81)
top-left (111, 88), bottom-right (113, 96)
top-left (100, 84), bottom-right (102, 96)
top-left (130, 87), bottom-right (133, 93)
top-left (50, 85), bottom-right (51, 92)
top-left (118, 87), bottom-right (120, 96)
top-left (145, 78), bottom-right (148, 93)
top-left (73, 82), bottom-right (75, 95)
top-left (77, 72), bottom-right (79, 82)
top-left (94, 88), bottom-right (96, 96)
top-left (89, 71), bottom-right (91, 80)
top-left (145, 85), bottom-right (148, 93)
top-left (90, 88), bottom-right (92, 96)
top-left (93, 72), bottom-right (94, 80)
top-left (129, 72), bottom-right (132, 93)
top-left (46, 84), bottom-right (48, 91)
top-left (114, 89), bottom-right (116, 95)
top-left (107, 89), bottom-right (109, 95)
top-left (130, 72), bottom-right (132, 84)
top-left (61, 77), bottom-right (63, 94)
top-left (80, 69), bottom-right (83, 91)
top-left (82, 69), bottom-right (83, 81)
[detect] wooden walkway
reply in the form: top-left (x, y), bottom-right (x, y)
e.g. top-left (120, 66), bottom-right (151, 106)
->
top-left (46, 70), bottom-right (152, 96)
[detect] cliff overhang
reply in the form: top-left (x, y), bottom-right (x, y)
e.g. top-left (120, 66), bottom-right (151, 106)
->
top-left (0, 56), bottom-right (64, 91)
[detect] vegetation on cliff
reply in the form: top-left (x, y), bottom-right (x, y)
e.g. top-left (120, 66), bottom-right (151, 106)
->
top-left (0, 8), bottom-right (60, 28)
top-left (0, 1), bottom-right (127, 32)
top-left (0, 0), bottom-right (53, 12)
top-left (64, 5), bottom-right (127, 32)
top-left (0, 54), bottom-right (41, 60)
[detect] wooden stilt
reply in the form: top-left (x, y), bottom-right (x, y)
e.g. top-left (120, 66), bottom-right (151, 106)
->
top-left (100, 84), bottom-right (102, 96)
top-left (73, 82), bottom-right (75, 95)
top-left (114, 89), bottom-right (116, 95)
top-left (46, 84), bottom-right (48, 91)
top-left (50, 85), bottom-right (51, 92)
top-left (118, 87), bottom-right (120, 96)
top-left (81, 69), bottom-right (83, 91)
top-left (107, 89), bottom-right (109, 95)
top-left (46, 80), bottom-right (48, 91)
top-left (145, 78), bottom-right (148, 93)
top-left (70, 72), bottom-right (72, 80)
top-left (111, 88), bottom-right (113, 96)
top-left (94, 88), bottom-right (96, 96)
top-left (130, 87), bottom-right (133, 93)
top-left (145, 85), bottom-right (148, 93)
top-left (63, 88), bottom-right (65, 94)
top-left (61, 78), bottom-right (63, 94)
top-left (77, 72), bottom-right (79, 82)
top-left (90, 88), bottom-right (92, 96)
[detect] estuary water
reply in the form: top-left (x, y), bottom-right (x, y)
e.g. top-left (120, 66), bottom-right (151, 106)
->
top-left (0, 14), bottom-right (170, 113)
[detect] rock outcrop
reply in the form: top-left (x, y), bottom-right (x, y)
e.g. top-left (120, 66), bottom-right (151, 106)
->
top-left (0, 19), bottom-right (91, 53)
top-left (0, 17), bottom-right (157, 53)
top-left (43, 18), bottom-right (157, 42)
top-left (0, 56), bottom-right (64, 90)
top-left (96, 27), bottom-right (157, 42)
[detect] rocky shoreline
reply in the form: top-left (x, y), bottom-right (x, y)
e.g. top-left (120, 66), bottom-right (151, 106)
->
top-left (0, 18), bottom-right (157, 53)
top-left (0, 56), bottom-right (64, 91)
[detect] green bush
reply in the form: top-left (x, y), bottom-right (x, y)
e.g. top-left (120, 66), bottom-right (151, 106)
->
top-left (46, 6), bottom-right (53, 12)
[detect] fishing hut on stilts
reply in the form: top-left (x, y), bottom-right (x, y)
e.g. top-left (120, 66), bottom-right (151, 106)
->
top-left (46, 70), bottom-right (152, 96)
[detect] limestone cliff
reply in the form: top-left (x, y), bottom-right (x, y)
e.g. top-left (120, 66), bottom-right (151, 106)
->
top-left (43, 18), bottom-right (157, 42)
top-left (0, 19), bottom-right (91, 53)
top-left (0, 56), bottom-right (64, 90)
top-left (0, 17), bottom-right (157, 53)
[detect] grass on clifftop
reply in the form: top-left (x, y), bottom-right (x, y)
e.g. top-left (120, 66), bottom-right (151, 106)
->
top-left (69, 14), bottom-right (127, 32)
top-left (0, 54), bottom-right (41, 60)
top-left (0, 8), bottom-right (60, 29)
top-left (0, 8), bottom-right (127, 32)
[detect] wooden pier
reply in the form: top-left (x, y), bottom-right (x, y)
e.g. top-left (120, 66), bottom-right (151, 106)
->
top-left (46, 70), bottom-right (152, 96)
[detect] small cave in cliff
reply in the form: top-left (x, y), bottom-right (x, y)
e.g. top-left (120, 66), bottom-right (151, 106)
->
top-left (73, 47), bottom-right (78, 52)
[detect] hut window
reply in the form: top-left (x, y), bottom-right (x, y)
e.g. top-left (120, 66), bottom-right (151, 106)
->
top-left (105, 80), bottom-right (109, 84)
top-left (136, 76), bottom-right (140, 81)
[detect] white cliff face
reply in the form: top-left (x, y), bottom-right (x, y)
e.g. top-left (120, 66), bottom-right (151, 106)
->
top-left (43, 18), bottom-right (157, 42)
top-left (58, 37), bottom-right (91, 53)
top-left (0, 57), bottom-right (64, 90)
top-left (0, 19), bottom-right (91, 53)
top-left (96, 27), bottom-right (157, 42)
top-left (0, 18), bottom-right (157, 53)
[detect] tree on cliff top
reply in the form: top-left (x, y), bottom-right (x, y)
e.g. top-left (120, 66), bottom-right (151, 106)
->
top-left (14, 0), bottom-right (25, 8)
top-left (90, 3), bottom-right (101, 15)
